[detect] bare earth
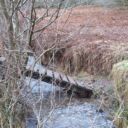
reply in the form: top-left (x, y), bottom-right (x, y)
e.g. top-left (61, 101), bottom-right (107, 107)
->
top-left (58, 6), bottom-right (128, 43)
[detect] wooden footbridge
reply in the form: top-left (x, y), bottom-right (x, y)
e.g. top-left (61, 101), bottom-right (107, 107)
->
top-left (25, 56), bottom-right (93, 98)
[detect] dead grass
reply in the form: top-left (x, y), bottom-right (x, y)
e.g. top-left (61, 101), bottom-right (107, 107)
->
top-left (34, 39), bottom-right (128, 75)
top-left (62, 40), bottom-right (128, 75)
top-left (32, 6), bottom-right (128, 75)
top-left (111, 61), bottom-right (128, 127)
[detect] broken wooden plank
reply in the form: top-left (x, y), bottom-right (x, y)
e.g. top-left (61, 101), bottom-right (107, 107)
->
top-left (25, 56), bottom-right (93, 98)
top-left (60, 74), bottom-right (69, 83)
top-left (67, 76), bottom-right (76, 85)
top-left (46, 69), bottom-right (53, 78)
top-left (39, 66), bottom-right (46, 75)
top-left (26, 56), bottom-right (35, 69)
top-left (53, 71), bottom-right (61, 81)
top-left (52, 71), bottom-right (62, 85)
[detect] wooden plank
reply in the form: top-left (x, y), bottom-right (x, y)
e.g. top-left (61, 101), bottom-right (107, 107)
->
top-left (46, 69), bottom-right (53, 77)
top-left (53, 71), bottom-right (61, 81)
top-left (26, 56), bottom-right (35, 69)
top-left (26, 56), bottom-right (46, 76)
top-left (67, 76), bottom-right (76, 85)
top-left (76, 80), bottom-right (85, 88)
top-left (33, 64), bottom-right (40, 72)
top-left (60, 74), bottom-right (69, 82)
top-left (39, 66), bottom-right (46, 75)
top-left (41, 68), bottom-right (53, 82)
top-left (25, 56), bottom-right (93, 98)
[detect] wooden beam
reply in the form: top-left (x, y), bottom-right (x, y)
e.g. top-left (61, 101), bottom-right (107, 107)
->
top-left (25, 56), bottom-right (93, 98)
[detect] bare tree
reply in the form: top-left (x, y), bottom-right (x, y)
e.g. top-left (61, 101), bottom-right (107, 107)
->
top-left (0, 0), bottom-right (64, 127)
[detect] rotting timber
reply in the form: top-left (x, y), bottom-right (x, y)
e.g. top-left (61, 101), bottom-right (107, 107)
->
top-left (25, 56), bottom-right (93, 98)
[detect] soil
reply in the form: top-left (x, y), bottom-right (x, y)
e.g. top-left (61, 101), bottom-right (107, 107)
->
top-left (57, 6), bottom-right (128, 43)
top-left (35, 5), bottom-right (128, 45)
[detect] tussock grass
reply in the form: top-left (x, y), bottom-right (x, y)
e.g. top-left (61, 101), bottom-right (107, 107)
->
top-left (60, 41), bottom-right (128, 75)
top-left (111, 60), bottom-right (128, 106)
top-left (111, 60), bottom-right (128, 128)
top-left (36, 40), bottom-right (128, 75)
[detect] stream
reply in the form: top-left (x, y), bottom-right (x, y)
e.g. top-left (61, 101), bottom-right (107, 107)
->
top-left (24, 77), bottom-right (116, 128)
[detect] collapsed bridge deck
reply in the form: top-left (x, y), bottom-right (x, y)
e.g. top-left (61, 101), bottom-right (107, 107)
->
top-left (25, 56), bottom-right (93, 98)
